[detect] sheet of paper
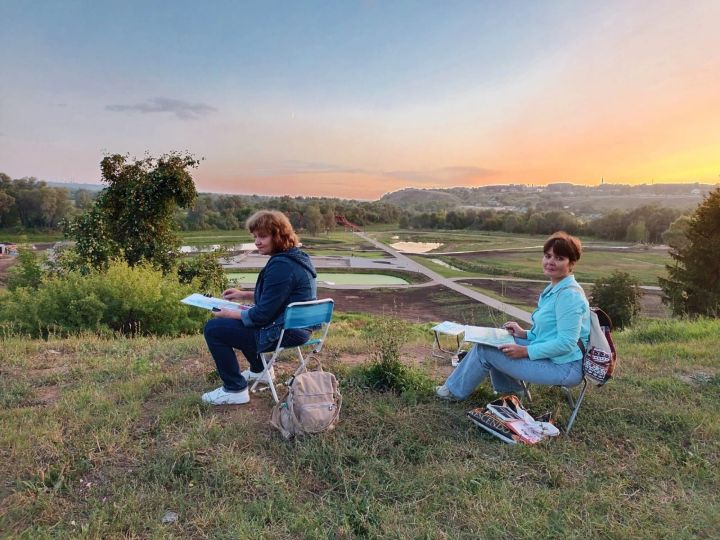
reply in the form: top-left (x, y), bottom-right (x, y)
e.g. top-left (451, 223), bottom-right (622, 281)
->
top-left (463, 326), bottom-right (515, 347)
top-left (181, 293), bottom-right (250, 311)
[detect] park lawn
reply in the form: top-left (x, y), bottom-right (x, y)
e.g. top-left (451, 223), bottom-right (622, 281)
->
top-left (1, 317), bottom-right (718, 538)
top-left (409, 250), bottom-right (669, 285)
top-left (0, 231), bottom-right (64, 243)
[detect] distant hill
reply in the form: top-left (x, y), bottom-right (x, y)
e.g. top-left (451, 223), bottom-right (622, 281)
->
top-left (46, 181), bottom-right (104, 192)
top-left (380, 183), bottom-right (718, 215)
top-left (381, 188), bottom-right (463, 209)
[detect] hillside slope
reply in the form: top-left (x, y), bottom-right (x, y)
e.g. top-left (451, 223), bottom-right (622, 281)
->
top-left (1, 317), bottom-right (718, 537)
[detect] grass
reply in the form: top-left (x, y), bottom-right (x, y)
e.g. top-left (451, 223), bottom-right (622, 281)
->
top-left (0, 231), bottom-right (64, 243)
top-left (1, 316), bottom-right (718, 537)
top-left (408, 250), bottom-right (668, 285)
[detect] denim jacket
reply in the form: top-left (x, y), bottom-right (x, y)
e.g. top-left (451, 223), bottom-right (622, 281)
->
top-left (526, 275), bottom-right (591, 364)
top-left (239, 247), bottom-right (317, 351)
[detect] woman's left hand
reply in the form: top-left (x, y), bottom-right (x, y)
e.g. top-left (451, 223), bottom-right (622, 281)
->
top-left (499, 344), bottom-right (528, 359)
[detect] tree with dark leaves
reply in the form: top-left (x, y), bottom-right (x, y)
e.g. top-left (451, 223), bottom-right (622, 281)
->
top-left (660, 188), bottom-right (720, 317)
top-left (64, 153), bottom-right (199, 272)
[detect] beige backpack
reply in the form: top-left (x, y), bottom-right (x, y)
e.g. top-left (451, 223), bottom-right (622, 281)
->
top-left (270, 358), bottom-right (342, 439)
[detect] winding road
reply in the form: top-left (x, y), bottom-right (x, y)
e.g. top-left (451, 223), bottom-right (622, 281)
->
top-left (356, 232), bottom-right (533, 323)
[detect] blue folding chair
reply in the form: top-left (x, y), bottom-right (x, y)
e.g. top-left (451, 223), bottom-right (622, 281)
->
top-left (251, 298), bottom-right (334, 403)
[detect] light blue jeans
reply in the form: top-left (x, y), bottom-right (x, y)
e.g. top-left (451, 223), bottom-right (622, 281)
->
top-left (445, 338), bottom-right (584, 400)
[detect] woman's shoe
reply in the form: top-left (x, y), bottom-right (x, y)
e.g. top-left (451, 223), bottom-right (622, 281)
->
top-left (241, 367), bottom-right (275, 384)
top-left (435, 384), bottom-right (458, 401)
top-left (201, 386), bottom-right (250, 405)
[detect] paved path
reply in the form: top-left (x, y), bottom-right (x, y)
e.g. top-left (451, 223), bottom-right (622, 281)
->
top-left (356, 232), bottom-right (533, 323)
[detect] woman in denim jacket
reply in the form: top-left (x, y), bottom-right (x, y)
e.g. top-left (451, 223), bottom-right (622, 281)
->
top-left (436, 232), bottom-right (590, 401)
top-left (201, 210), bottom-right (317, 405)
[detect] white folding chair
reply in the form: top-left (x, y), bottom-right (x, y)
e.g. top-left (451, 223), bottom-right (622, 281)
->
top-left (251, 298), bottom-right (334, 403)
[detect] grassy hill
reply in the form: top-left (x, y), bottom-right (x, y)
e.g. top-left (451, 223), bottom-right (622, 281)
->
top-left (1, 316), bottom-right (718, 538)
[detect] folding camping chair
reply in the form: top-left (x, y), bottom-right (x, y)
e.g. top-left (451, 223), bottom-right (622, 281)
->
top-left (521, 377), bottom-right (590, 434)
top-left (251, 298), bottom-right (334, 403)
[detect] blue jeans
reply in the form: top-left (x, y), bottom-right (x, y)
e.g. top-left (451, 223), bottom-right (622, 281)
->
top-left (203, 318), bottom-right (310, 392)
top-left (445, 338), bottom-right (583, 400)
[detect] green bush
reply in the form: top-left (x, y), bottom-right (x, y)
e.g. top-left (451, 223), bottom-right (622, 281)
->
top-left (177, 251), bottom-right (228, 295)
top-left (6, 248), bottom-right (44, 291)
top-left (590, 271), bottom-right (642, 329)
top-left (358, 316), bottom-right (433, 394)
top-left (0, 260), bottom-right (208, 337)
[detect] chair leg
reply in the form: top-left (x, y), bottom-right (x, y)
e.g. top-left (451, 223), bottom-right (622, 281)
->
top-left (564, 378), bottom-right (588, 434)
top-left (252, 352), bottom-right (280, 403)
top-left (297, 347), bottom-right (306, 370)
top-left (520, 381), bottom-right (533, 402)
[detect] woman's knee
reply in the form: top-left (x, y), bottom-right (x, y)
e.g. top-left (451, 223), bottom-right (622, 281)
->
top-left (203, 318), bottom-right (220, 340)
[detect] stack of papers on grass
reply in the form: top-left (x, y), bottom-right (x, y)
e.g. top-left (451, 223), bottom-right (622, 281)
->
top-left (181, 293), bottom-right (251, 311)
top-left (467, 395), bottom-right (560, 445)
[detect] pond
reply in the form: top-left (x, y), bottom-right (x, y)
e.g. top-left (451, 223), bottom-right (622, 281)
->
top-left (226, 272), bottom-right (409, 286)
top-left (180, 243), bottom-right (255, 253)
top-left (430, 258), bottom-right (464, 271)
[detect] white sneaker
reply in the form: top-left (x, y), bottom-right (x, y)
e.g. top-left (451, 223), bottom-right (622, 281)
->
top-left (201, 386), bottom-right (250, 405)
top-left (241, 366), bottom-right (275, 384)
top-left (435, 384), bottom-right (458, 401)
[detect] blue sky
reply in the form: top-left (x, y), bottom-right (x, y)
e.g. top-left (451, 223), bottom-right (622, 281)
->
top-left (2, 0), bottom-right (719, 198)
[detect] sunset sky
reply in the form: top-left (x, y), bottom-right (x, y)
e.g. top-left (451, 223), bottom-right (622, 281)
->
top-left (1, 0), bottom-right (719, 199)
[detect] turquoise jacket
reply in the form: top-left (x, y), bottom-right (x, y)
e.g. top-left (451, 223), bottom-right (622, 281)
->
top-left (526, 275), bottom-right (591, 364)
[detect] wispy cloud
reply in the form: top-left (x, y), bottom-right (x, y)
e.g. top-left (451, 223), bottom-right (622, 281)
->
top-left (106, 97), bottom-right (217, 120)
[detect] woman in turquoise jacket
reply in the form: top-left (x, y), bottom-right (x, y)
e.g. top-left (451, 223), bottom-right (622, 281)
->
top-left (436, 232), bottom-right (591, 401)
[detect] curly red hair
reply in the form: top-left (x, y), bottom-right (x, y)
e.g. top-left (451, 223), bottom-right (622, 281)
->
top-left (246, 210), bottom-right (299, 253)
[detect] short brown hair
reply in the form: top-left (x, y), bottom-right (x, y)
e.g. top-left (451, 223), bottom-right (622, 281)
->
top-left (246, 210), bottom-right (299, 253)
top-left (543, 231), bottom-right (582, 263)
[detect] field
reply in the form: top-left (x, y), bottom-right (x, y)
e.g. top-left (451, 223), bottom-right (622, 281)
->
top-left (1, 317), bottom-right (719, 537)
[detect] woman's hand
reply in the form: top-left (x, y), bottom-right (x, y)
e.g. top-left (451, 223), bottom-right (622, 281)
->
top-left (211, 307), bottom-right (242, 320)
top-left (499, 344), bottom-right (528, 359)
top-left (502, 321), bottom-right (527, 339)
top-left (222, 288), bottom-right (254, 302)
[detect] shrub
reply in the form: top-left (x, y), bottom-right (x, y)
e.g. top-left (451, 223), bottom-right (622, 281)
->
top-left (0, 260), bottom-right (207, 337)
top-left (177, 251), bottom-right (228, 295)
top-left (590, 271), bottom-right (642, 330)
top-left (358, 316), bottom-right (433, 394)
top-left (6, 248), bottom-right (44, 291)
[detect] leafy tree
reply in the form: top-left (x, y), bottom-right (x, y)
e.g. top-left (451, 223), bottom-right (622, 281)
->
top-left (64, 153), bottom-right (199, 272)
top-left (304, 204), bottom-right (324, 234)
top-left (626, 220), bottom-right (647, 243)
top-left (662, 215), bottom-right (691, 251)
top-left (660, 188), bottom-right (720, 316)
top-left (590, 271), bottom-right (642, 329)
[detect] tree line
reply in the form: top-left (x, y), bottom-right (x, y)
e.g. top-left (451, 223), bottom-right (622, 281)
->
top-left (0, 170), bottom-right (689, 244)
top-left (402, 205), bottom-right (682, 244)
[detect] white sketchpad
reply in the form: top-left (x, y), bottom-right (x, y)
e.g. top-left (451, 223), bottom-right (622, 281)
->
top-left (181, 293), bottom-right (250, 311)
top-left (462, 326), bottom-right (516, 348)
